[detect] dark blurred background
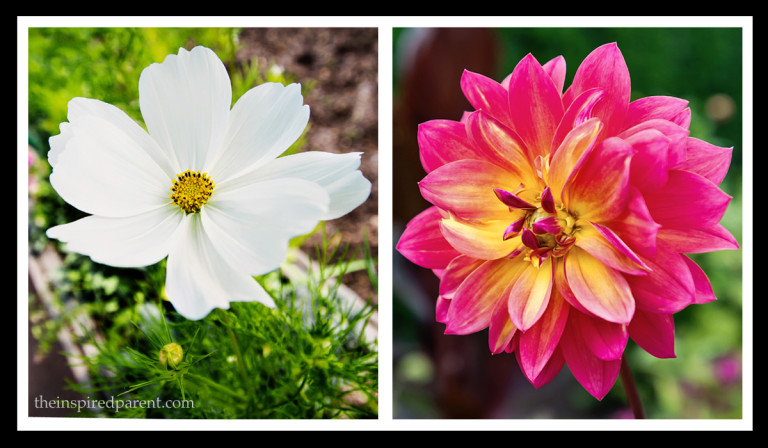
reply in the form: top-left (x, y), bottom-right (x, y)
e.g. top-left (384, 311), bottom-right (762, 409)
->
top-left (392, 27), bottom-right (744, 419)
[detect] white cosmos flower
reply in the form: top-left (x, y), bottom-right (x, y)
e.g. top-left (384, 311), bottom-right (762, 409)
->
top-left (45, 46), bottom-right (371, 320)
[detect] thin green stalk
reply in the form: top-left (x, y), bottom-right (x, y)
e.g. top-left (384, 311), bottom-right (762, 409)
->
top-left (217, 310), bottom-right (255, 403)
top-left (185, 373), bottom-right (246, 401)
top-left (620, 356), bottom-right (645, 419)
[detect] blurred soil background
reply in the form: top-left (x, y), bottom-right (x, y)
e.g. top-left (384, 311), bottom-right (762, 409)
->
top-left (238, 28), bottom-right (379, 304)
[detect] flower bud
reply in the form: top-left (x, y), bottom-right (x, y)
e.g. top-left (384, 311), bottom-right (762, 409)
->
top-left (159, 342), bottom-right (183, 368)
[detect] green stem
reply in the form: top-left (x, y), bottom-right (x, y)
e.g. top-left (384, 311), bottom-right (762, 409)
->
top-left (260, 372), bottom-right (308, 412)
top-left (184, 373), bottom-right (245, 401)
top-left (217, 310), bottom-right (254, 402)
top-left (620, 356), bottom-right (645, 419)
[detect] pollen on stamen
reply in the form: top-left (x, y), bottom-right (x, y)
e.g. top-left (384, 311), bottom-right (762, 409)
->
top-left (170, 170), bottom-right (215, 214)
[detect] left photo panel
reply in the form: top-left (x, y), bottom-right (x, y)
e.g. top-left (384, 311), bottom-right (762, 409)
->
top-left (26, 27), bottom-right (378, 420)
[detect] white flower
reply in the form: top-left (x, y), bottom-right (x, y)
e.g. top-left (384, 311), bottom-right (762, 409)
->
top-left (45, 46), bottom-right (371, 320)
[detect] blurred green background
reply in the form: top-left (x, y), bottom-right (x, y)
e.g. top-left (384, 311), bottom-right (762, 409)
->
top-left (392, 27), bottom-right (745, 419)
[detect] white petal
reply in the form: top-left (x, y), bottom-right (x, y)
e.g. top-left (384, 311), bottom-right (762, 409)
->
top-left (208, 82), bottom-right (309, 181)
top-left (46, 205), bottom-right (183, 268)
top-left (54, 97), bottom-right (176, 177)
top-left (165, 214), bottom-right (275, 320)
top-left (200, 204), bottom-right (292, 277)
top-left (49, 112), bottom-right (172, 218)
top-left (209, 177), bottom-right (329, 237)
top-left (320, 169), bottom-right (372, 220)
top-left (226, 151), bottom-right (372, 220)
top-left (139, 46), bottom-right (232, 172)
top-left (47, 121), bottom-right (72, 167)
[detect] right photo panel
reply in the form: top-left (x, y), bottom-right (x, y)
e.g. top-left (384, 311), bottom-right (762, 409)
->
top-left (392, 27), bottom-right (743, 420)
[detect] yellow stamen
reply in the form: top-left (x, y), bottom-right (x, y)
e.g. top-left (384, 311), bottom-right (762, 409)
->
top-left (170, 170), bottom-right (215, 214)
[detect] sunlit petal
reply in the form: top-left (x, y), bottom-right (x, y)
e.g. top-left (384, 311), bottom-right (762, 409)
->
top-left (564, 247), bottom-right (635, 324)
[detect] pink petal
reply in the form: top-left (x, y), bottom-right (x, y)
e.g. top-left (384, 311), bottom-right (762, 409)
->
top-left (397, 206), bottom-right (460, 269)
top-left (417, 119), bottom-right (479, 173)
top-left (419, 159), bottom-right (521, 220)
top-left (562, 136), bottom-right (635, 222)
top-left (436, 295), bottom-right (451, 324)
top-left (517, 287), bottom-right (569, 380)
top-left (438, 255), bottom-right (485, 300)
top-left (675, 137), bottom-right (734, 186)
top-left (625, 241), bottom-right (695, 314)
top-left (575, 221), bottom-right (651, 275)
top-left (507, 256), bottom-right (554, 331)
top-left (569, 309), bottom-right (628, 361)
top-left (682, 255), bottom-right (717, 304)
top-left (623, 95), bottom-right (690, 130)
top-left (643, 169), bottom-right (732, 231)
top-left (658, 223), bottom-right (739, 254)
top-left (628, 309), bottom-right (676, 359)
top-left (464, 110), bottom-right (540, 185)
top-left (554, 259), bottom-right (596, 317)
top-left (507, 53), bottom-right (564, 159)
top-left (460, 69), bottom-right (512, 128)
top-left (445, 257), bottom-right (525, 335)
top-left (488, 294), bottom-right (518, 354)
top-left (542, 55), bottom-right (567, 95)
top-left (563, 247), bottom-right (635, 325)
top-left (619, 118), bottom-right (689, 168)
top-left (519, 346), bottom-right (566, 389)
top-left (560, 316), bottom-right (622, 400)
top-left (547, 117), bottom-right (603, 202)
top-left (563, 42), bottom-right (630, 138)
top-left (551, 88), bottom-right (606, 156)
top-left (625, 128), bottom-right (671, 192)
top-left (604, 186), bottom-right (661, 259)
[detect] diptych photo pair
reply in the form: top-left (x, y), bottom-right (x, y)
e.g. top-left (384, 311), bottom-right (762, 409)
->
top-left (21, 19), bottom-right (751, 429)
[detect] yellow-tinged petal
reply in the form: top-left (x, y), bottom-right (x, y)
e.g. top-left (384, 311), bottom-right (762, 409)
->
top-left (419, 159), bottom-right (525, 221)
top-left (445, 257), bottom-right (526, 335)
top-left (518, 286), bottom-right (570, 379)
top-left (507, 256), bottom-right (554, 331)
top-left (440, 217), bottom-right (520, 260)
top-left (562, 136), bottom-right (634, 222)
top-left (575, 221), bottom-right (650, 275)
top-left (546, 118), bottom-right (603, 202)
top-left (563, 246), bottom-right (635, 324)
top-left (465, 110), bottom-right (541, 188)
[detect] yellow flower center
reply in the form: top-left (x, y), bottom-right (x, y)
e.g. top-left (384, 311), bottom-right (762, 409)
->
top-left (170, 170), bottom-right (215, 214)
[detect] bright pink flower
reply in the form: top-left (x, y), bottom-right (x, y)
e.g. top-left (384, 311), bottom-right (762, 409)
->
top-left (397, 43), bottom-right (738, 400)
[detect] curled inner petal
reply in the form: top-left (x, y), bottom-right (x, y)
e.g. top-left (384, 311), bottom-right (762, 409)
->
top-left (531, 216), bottom-right (562, 235)
top-left (540, 186), bottom-right (556, 214)
top-left (521, 228), bottom-right (540, 249)
top-left (494, 188), bottom-right (537, 210)
top-left (503, 218), bottom-right (525, 241)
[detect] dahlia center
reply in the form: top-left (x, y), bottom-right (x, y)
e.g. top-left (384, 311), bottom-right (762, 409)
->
top-left (494, 186), bottom-right (577, 261)
top-left (527, 206), bottom-right (575, 250)
top-left (170, 170), bottom-right (215, 214)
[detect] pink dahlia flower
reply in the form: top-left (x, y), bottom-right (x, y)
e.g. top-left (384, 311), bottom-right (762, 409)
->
top-left (396, 42), bottom-right (738, 400)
